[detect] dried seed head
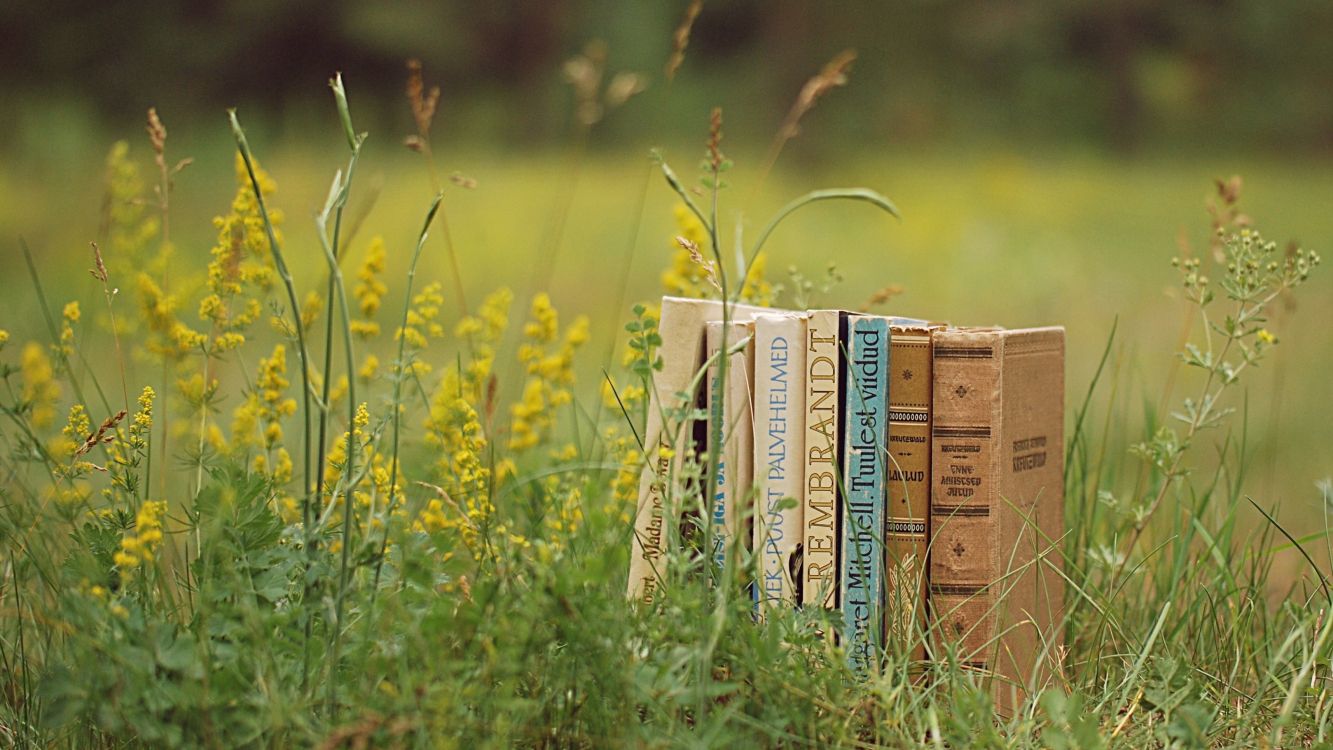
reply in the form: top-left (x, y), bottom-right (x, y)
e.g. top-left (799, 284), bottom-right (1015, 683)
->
top-left (666, 0), bottom-right (703, 82)
top-left (779, 49), bottom-right (856, 141)
top-left (861, 284), bottom-right (905, 311)
top-left (707, 107), bottom-right (725, 172)
top-left (675, 235), bottom-right (721, 293)
top-left (146, 108), bottom-right (167, 157)
top-left (75, 410), bottom-right (128, 458)
top-left (89, 242), bottom-right (108, 283)
top-left (406, 59), bottom-right (440, 138)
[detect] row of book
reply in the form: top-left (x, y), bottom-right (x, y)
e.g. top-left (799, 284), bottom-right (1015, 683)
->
top-left (627, 297), bottom-right (1065, 713)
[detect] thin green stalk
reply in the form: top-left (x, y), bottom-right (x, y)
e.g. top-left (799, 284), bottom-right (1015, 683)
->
top-left (320, 73), bottom-right (366, 721)
top-left (316, 168), bottom-right (362, 719)
top-left (228, 109), bottom-right (317, 694)
top-left (315, 74), bottom-right (363, 524)
top-left (368, 193), bottom-right (443, 602)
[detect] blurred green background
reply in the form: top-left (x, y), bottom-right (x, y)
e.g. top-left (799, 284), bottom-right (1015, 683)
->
top-left (1, 1), bottom-right (1330, 554)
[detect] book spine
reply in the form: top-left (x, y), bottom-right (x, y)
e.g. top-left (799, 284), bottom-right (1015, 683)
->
top-left (801, 310), bottom-right (844, 610)
top-left (752, 314), bottom-right (807, 611)
top-left (992, 328), bottom-right (1065, 715)
top-left (885, 325), bottom-right (933, 663)
top-left (840, 316), bottom-right (889, 676)
top-left (705, 320), bottom-right (755, 573)
top-left (928, 329), bottom-right (1003, 675)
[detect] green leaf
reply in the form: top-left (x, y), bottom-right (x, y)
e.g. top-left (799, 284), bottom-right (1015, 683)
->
top-left (155, 628), bottom-right (197, 673)
top-left (741, 188), bottom-right (900, 298)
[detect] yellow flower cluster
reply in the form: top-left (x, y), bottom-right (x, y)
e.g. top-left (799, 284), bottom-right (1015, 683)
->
top-left (55, 403), bottom-right (91, 464)
top-left (324, 402), bottom-right (370, 490)
top-left (198, 153), bottom-right (284, 353)
top-left (509, 293), bottom-right (590, 451)
top-left (230, 344), bottom-right (297, 458)
top-left (114, 500), bottom-right (167, 569)
top-left (398, 281), bottom-right (446, 352)
top-left (106, 387), bottom-right (156, 501)
top-left (739, 251), bottom-right (774, 306)
top-left (351, 236), bottom-right (388, 339)
top-left (137, 273), bottom-right (206, 358)
top-left (55, 301), bottom-right (80, 361)
top-left (419, 395), bottom-right (493, 555)
top-left (603, 427), bottom-right (642, 521)
top-left (20, 342), bottom-right (61, 429)
top-left (453, 286), bottom-right (513, 400)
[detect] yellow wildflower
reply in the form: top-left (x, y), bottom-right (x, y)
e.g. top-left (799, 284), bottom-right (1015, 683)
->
top-left (509, 294), bottom-right (590, 451)
top-left (358, 354), bottom-right (380, 382)
top-left (115, 500), bottom-right (167, 569)
top-left (20, 342), bottom-right (61, 429)
top-left (55, 403), bottom-right (91, 462)
top-left (422, 394), bottom-right (493, 552)
top-left (230, 344), bottom-right (295, 455)
top-left (739, 251), bottom-right (774, 306)
top-left (397, 281), bottom-right (446, 352)
top-left (201, 152), bottom-right (282, 346)
top-left (137, 273), bottom-right (206, 358)
top-left (453, 287), bottom-right (513, 401)
top-left (353, 237), bottom-right (388, 338)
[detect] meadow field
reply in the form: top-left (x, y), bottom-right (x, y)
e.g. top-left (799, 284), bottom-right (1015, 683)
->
top-left (6, 134), bottom-right (1331, 514)
top-left (1, 65), bottom-right (1332, 746)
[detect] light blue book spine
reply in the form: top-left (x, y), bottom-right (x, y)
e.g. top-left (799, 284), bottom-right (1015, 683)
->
top-left (840, 316), bottom-right (890, 677)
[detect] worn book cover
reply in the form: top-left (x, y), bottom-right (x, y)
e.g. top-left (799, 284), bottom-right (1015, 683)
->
top-left (705, 320), bottom-right (755, 574)
top-left (752, 312), bottom-right (807, 611)
top-left (884, 321), bottom-right (940, 663)
top-left (840, 315), bottom-right (890, 676)
top-left (929, 326), bottom-right (1065, 716)
top-left (801, 309), bottom-right (846, 611)
top-left (627, 297), bottom-right (775, 603)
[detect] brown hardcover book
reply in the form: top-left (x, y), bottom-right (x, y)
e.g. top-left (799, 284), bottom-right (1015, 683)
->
top-left (801, 309), bottom-right (845, 611)
top-left (627, 297), bottom-right (774, 603)
top-left (884, 322), bottom-right (939, 663)
top-left (929, 327), bottom-right (1065, 715)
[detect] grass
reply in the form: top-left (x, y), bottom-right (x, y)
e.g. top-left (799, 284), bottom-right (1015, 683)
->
top-left (0, 74), bottom-right (1331, 747)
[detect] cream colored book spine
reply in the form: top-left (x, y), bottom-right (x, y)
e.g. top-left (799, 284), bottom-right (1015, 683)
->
top-left (705, 320), bottom-right (755, 574)
top-left (801, 309), bottom-right (844, 609)
top-left (752, 312), bottom-right (807, 611)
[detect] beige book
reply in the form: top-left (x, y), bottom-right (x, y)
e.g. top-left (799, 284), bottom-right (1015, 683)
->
top-left (751, 312), bottom-right (807, 611)
top-left (801, 309), bottom-right (845, 610)
top-left (627, 296), bottom-right (776, 603)
top-left (929, 326), bottom-right (1065, 716)
top-left (705, 320), bottom-right (755, 573)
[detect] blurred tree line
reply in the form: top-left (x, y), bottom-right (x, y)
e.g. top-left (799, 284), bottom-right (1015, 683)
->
top-left (3, 0), bottom-right (1330, 153)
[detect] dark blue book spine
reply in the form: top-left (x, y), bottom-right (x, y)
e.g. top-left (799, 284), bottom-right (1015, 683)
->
top-left (840, 316), bottom-right (889, 677)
